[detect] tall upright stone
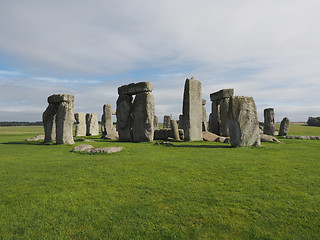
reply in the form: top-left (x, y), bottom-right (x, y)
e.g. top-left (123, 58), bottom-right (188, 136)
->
top-left (101, 104), bottom-right (116, 138)
top-left (74, 112), bottom-right (86, 137)
top-left (163, 115), bottom-right (172, 129)
top-left (178, 114), bottom-right (184, 129)
top-left (228, 96), bottom-right (261, 147)
top-left (154, 115), bottom-right (159, 130)
top-left (171, 119), bottom-right (180, 141)
top-left (279, 117), bottom-right (290, 136)
top-left (116, 95), bottom-right (133, 141)
top-left (132, 92), bottom-right (154, 142)
top-left (208, 89), bottom-right (233, 136)
top-left (43, 94), bottom-right (75, 144)
top-left (43, 104), bottom-right (57, 143)
top-left (202, 99), bottom-right (207, 131)
top-left (86, 113), bottom-right (99, 136)
top-left (182, 77), bottom-right (202, 141)
top-left (264, 108), bottom-right (275, 135)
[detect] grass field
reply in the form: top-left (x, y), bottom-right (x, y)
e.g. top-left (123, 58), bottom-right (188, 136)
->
top-left (0, 124), bottom-right (319, 239)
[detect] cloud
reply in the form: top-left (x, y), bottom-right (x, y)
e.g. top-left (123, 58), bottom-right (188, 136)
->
top-left (0, 0), bottom-right (319, 122)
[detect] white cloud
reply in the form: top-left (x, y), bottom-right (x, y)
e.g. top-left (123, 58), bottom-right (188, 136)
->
top-left (0, 0), bottom-right (319, 122)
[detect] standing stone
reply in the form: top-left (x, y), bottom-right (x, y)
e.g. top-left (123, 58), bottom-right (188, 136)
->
top-left (132, 92), bottom-right (154, 142)
top-left (279, 117), bottom-right (290, 136)
top-left (116, 94), bottom-right (133, 141)
top-left (154, 115), bottom-right (159, 130)
top-left (171, 120), bottom-right (180, 141)
top-left (101, 104), bottom-right (116, 138)
top-left (163, 115), bottom-right (172, 129)
top-left (86, 113), bottom-right (99, 136)
top-left (219, 98), bottom-right (230, 136)
top-left (74, 112), bottom-right (86, 137)
top-left (43, 94), bottom-right (75, 144)
top-left (208, 101), bottom-right (220, 135)
top-left (264, 108), bottom-right (275, 135)
top-left (228, 96), bottom-right (261, 147)
top-left (178, 114), bottom-right (184, 129)
top-left (182, 77), bottom-right (202, 141)
top-left (56, 101), bottom-right (75, 144)
top-left (202, 99), bottom-right (207, 131)
top-left (43, 103), bottom-right (57, 143)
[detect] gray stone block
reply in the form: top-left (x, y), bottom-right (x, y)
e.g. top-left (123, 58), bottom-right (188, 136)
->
top-left (116, 95), bottom-right (133, 142)
top-left (74, 112), bottom-right (86, 137)
top-left (48, 94), bottom-right (75, 104)
top-left (210, 89), bottom-right (234, 101)
top-left (264, 108), bottom-right (275, 135)
top-left (56, 101), bottom-right (75, 144)
top-left (182, 77), bottom-right (202, 141)
top-left (86, 113), bottom-right (99, 136)
top-left (118, 82), bottom-right (153, 95)
top-left (279, 117), bottom-right (290, 136)
top-left (228, 96), bottom-right (261, 147)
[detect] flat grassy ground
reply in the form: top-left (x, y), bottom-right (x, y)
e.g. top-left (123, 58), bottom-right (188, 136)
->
top-left (0, 124), bottom-right (319, 239)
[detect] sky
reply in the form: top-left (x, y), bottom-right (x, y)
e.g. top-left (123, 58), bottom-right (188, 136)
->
top-left (0, 0), bottom-right (320, 122)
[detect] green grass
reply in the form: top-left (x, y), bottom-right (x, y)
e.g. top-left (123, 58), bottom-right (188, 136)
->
top-left (0, 124), bottom-right (319, 239)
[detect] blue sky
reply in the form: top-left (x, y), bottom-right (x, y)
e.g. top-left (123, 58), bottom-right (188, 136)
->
top-left (1, 0), bottom-right (320, 122)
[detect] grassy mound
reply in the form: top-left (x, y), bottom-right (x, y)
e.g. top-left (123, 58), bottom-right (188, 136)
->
top-left (0, 125), bottom-right (319, 239)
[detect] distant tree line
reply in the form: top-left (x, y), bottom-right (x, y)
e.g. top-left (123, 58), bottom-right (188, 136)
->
top-left (0, 121), bottom-right (43, 126)
top-left (307, 117), bottom-right (320, 127)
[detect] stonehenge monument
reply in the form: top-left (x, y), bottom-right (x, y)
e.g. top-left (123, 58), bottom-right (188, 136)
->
top-left (228, 96), bottom-right (261, 147)
top-left (74, 112), bottom-right (86, 137)
top-left (101, 104), bottom-right (117, 139)
top-left (86, 113), bottom-right (99, 136)
top-left (116, 82), bottom-right (155, 142)
top-left (182, 77), bottom-right (202, 141)
top-left (264, 108), bottom-right (275, 135)
top-left (208, 89), bottom-right (234, 137)
top-left (43, 94), bottom-right (75, 144)
top-left (279, 117), bottom-right (290, 136)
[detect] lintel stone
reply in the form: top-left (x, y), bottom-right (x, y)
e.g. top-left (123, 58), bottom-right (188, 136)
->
top-left (48, 94), bottom-right (75, 104)
top-left (118, 82), bottom-right (153, 95)
top-left (210, 89), bottom-right (234, 101)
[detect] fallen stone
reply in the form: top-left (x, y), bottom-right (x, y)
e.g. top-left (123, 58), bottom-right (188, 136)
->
top-left (26, 134), bottom-right (45, 142)
top-left (118, 82), bottom-right (154, 95)
top-left (202, 131), bottom-right (219, 142)
top-left (260, 133), bottom-right (281, 143)
top-left (72, 144), bottom-right (93, 152)
top-left (84, 147), bottom-right (123, 153)
top-left (154, 141), bottom-right (174, 146)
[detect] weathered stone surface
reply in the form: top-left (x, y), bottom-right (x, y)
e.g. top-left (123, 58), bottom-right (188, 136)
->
top-left (26, 134), bottom-right (45, 142)
top-left (182, 77), bottom-right (202, 141)
top-left (101, 104), bottom-right (117, 138)
top-left (264, 108), bottom-right (275, 135)
top-left (43, 103), bottom-right (57, 143)
top-left (116, 94), bottom-right (133, 142)
top-left (171, 120), bottom-right (180, 141)
top-left (208, 102), bottom-right (220, 135)
top-left (118, 82), bottom-right (154, 95)
top-left (163, 115), bottom-right (172, 129)
top-left (56, 101), bottom-right (75, 144)
top-left (84, 147), bottom-right (123, 153)
top-left (219, 98), bottom-right (230, 136)
top-left (260, 133), bottom-right (281, 143)
top-left (279, 117), bottom-right (290, 136)
top-left (72, 144), bottom-right (93, 152)
top-left (48, 94), bottom-right (75, 104)
top-left (154, 129), bottom-right (184, 140)
top-left (86, 113), bottom-right (99, 136)
top-left (202, 99), bottom-right (207, 131)
top-left (132, 92), bottom-right (154, 142)
top-left (202, 131), bottom-right (219, 142)
top-left (228, 96), bottom-right (261, 147)
top-left (74, 112), bottom-right (86, 137)
top-left (154, 115), bottom-right (159, 130)
top-left (178, 114), bottom-right (184, 129)
top-left (210, 89), bottom-right (234, 101)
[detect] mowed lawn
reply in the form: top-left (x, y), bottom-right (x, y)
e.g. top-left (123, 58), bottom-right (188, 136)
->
top-left (0, 124), bottom-right (319, 239)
